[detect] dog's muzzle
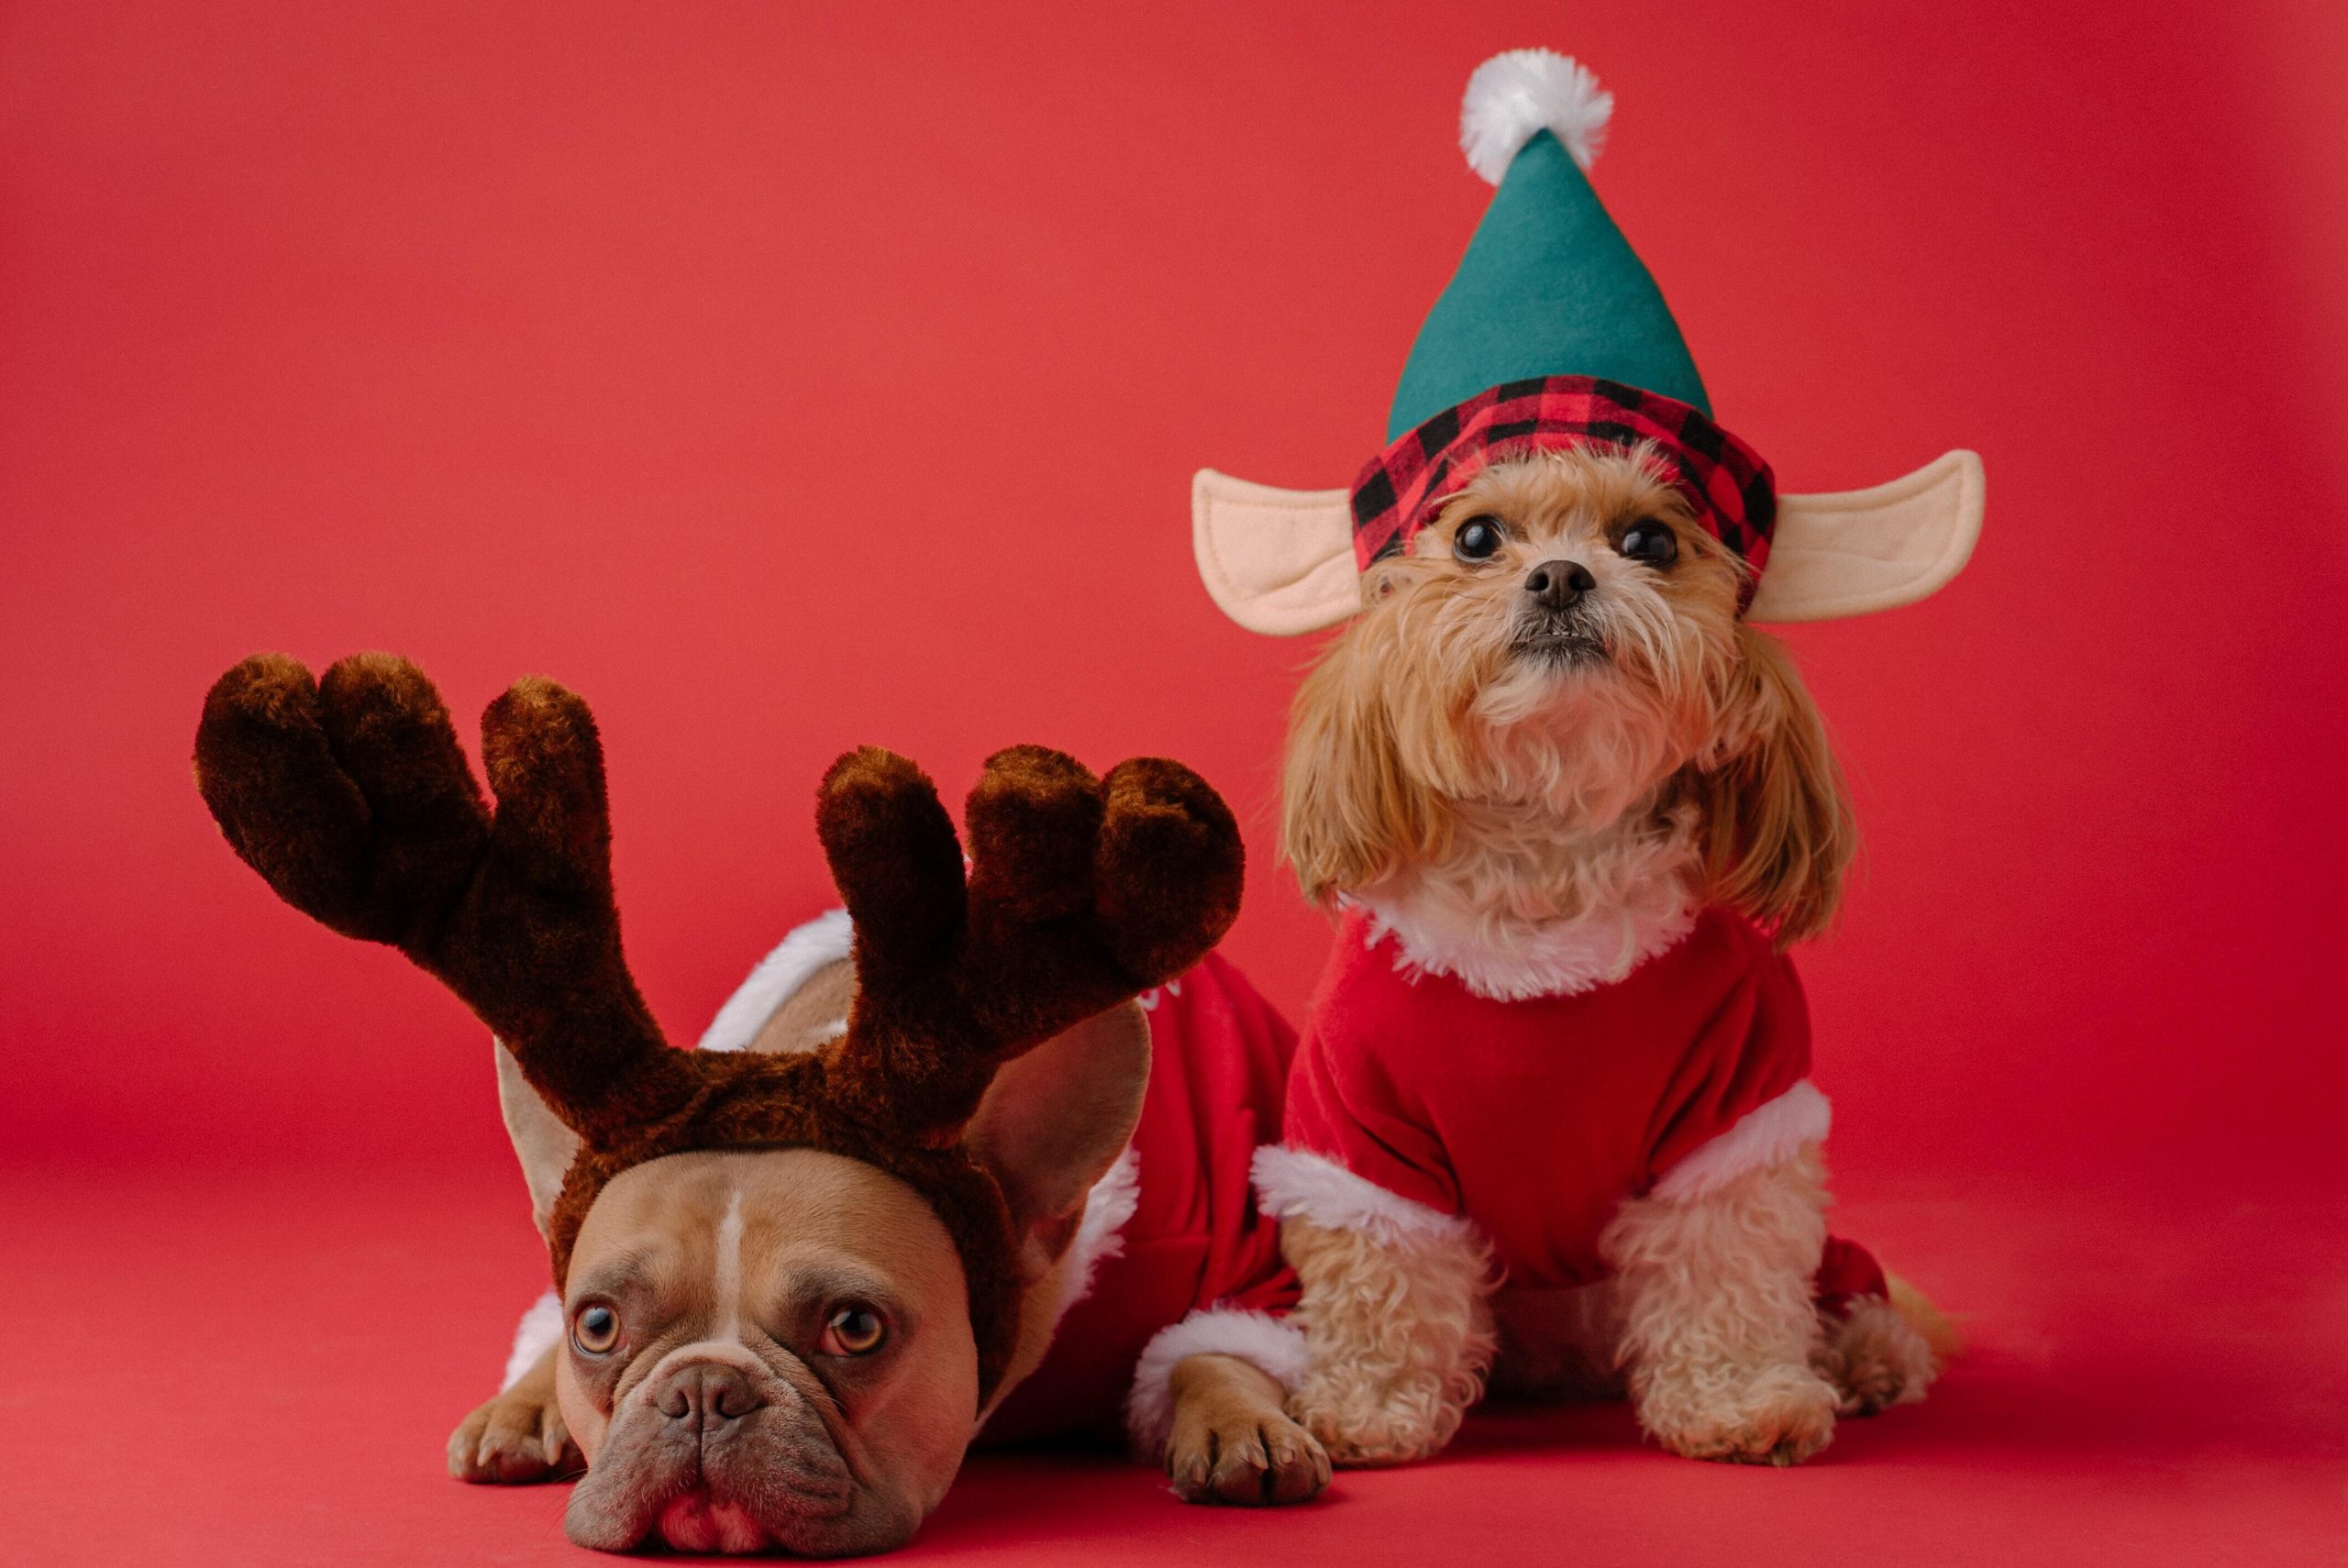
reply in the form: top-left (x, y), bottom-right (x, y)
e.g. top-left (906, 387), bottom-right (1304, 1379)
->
top-left (1512, 558), bottom-right (1606, 664)
top-left (565, 1348), bottom-right (865, 1556)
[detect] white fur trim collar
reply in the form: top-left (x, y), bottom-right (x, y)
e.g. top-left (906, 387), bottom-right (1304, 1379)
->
top-left (1123, 1307), bottom-right (1311, 1458)
top-left (1353, 881), bottom-right (1694, 1002)
top-left (695, 908), bottom-right (853, 1054)
top-left (1650, 1081), bottom-right (1833, 1201)
top-left (1348, 814), bottom-right (1700, 1001)
top-left (1251, 1144), bottom-right (1477, 1245)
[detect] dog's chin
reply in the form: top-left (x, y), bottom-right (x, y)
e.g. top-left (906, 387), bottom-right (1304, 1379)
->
top-left (1510, 625), bottom-right (1610, 671)
top-left (657, 1491), bottom-right (783, 1555)
top-left (573, 1453), bottom-right (871, 1558)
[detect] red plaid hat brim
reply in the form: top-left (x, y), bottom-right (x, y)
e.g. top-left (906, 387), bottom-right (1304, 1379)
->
top-left (1350, 377), bottom-right (1777, 602)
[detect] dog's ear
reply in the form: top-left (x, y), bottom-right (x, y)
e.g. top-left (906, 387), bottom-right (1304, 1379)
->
top-left (495, 1040), bottom-right (582, 1238)
top-left (1698, 624), bottom-right (1855, 945)
top-left (961, 1000), bottom-right (1150, 1263)
top-left (1280, 613), bottom-right (1445, 904)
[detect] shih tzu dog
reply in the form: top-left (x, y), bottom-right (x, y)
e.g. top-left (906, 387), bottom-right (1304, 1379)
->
top-left (1254, 444), bottom-right (1948, 1467)
top-left (1189, 45), bottom-right (1980, 1474)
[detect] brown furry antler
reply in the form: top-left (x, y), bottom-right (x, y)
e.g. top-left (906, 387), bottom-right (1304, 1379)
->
top-left (194, 652), bottom-right (696, 1143)
top-left (814, 743), bottom-right (1244, 1145)
top-left (194, 652), bottom-right (1244, 1397)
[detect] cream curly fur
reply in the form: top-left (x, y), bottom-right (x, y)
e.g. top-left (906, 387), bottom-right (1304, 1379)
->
top-left (1283, 1146), bottom-right (1940, 1466)
top-left (1605, 1147), bottom-right (1842, 1463)
top-left (1279, 1216), bottom-right (1498, 1465)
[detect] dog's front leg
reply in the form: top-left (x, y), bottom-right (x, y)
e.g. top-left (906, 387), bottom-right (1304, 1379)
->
top-left (1603, 1147), bottom-right (1840, 1465)
top-left (1281, 1216), bottom-right (1497, 1465)
top-left (447, 1342), bottom-right (580, 1484)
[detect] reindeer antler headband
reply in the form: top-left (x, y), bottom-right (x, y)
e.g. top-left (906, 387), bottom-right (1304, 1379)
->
top-left (194, 652), bottom-right (1243, 1398)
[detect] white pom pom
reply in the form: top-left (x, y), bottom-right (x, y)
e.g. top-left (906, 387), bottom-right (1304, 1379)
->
top-left (1459, 49), bottom-right (1612, 184)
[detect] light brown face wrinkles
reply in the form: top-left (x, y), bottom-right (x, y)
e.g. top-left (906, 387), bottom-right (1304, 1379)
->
top-left (555, 1148), bottom-right (980, 1557)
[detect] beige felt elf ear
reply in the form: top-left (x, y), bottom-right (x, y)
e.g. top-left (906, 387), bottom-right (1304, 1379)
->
top-left (1744, 449), bottom-right (1984, 623)
top-left (1191, 470), bottom-right (1362, 636)
top-left (1191, 450), bottom-right (1985, 633)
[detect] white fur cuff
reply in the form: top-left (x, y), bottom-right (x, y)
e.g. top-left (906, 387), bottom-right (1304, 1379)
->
top-left (1123, 1308), bottom-right (1311, 1458)
top-left (1650, 1080), bottom-right (1833, 1201)
top-left (502, 1290), bottom-right (564, 1391)
top-left (1251, 1144), bottom-right (1477, 1244)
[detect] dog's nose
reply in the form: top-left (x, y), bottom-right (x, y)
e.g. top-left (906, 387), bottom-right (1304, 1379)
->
top-left (657, 1363), bottom-right (766, 1434)
top-left (1524, 559), bottom-right (1596, 609)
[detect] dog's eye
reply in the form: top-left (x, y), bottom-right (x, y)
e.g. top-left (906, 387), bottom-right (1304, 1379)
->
top-left (571, 1303), bottom-right (621, 1355)
top-left (818, 1304), bottom-right (888, 1358)
top-left (1453, 516), bottom-right (1506, 561)
top-left (1618, 521), bottom-right (1678, 568)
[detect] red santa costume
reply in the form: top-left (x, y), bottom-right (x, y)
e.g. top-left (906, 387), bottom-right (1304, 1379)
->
top-left (1254, 895), bottom-right (1887, 1315)
top-left (497, 910), bottom-right (1306, 1457)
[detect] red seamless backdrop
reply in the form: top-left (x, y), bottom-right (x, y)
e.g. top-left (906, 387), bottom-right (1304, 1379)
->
top-left (2, 4), bottom-right (2342, 1565)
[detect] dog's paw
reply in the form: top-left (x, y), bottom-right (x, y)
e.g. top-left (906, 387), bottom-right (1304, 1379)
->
top-left (1642, 1364), bottom-right (1839, 1466)
top-left (1817, 1297), bottom-right (1937, 1416)
top-left (448, 1389), bottom-right (581, 1485)
top-left (1166, 1403), bottom-right (1331, 1507)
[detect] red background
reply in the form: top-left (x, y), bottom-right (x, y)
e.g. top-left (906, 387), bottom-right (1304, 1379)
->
top-left (3, 3), bottom-right (2342, 1563)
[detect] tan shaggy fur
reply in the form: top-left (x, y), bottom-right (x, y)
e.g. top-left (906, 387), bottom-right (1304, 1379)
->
top-left (1279, 1217), bottom-right (1498, 1465)
top-left (1606, 1148), bottom-right (1841, 1464)
top-left (1271, 448), bottom-right (1935, 1467)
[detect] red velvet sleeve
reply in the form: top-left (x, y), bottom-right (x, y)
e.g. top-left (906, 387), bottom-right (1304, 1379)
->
top-left (1280, 926), bottom-right (1465, 1218)
top-left (1643, 934), bottom-right (1816, 1190)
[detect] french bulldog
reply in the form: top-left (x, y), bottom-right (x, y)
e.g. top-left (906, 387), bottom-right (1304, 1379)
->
top-left (194, 652), bottom-right (1327, 1556)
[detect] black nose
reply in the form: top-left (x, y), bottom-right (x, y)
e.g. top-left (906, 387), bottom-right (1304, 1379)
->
top-left (658, 1363), bottom-right (765, 1433)
top-left (1523, 559), bottom-right (1596, 610)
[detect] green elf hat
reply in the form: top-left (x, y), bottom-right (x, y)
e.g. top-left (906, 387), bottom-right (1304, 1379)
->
top-left (1193, 49), bottom-right (1983, 634)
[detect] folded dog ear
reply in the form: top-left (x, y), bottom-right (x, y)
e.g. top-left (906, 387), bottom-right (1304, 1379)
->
top-left (961, 1000), bottom-right (1151, 1259)
top-left (495, 1040), bottom-right (582, 1238)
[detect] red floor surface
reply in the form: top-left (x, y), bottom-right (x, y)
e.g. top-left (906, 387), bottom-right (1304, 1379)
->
top-left (6, 1161), bottom-right (2339, 1566)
